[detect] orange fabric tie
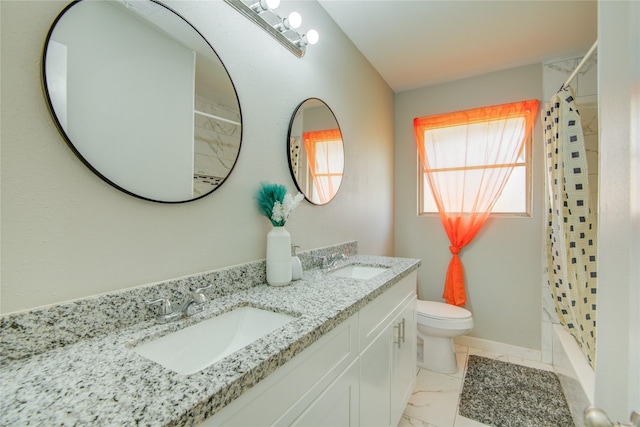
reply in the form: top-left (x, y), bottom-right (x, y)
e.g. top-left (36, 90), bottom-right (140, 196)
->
top-left (443, 246), bottom-right (466, 306)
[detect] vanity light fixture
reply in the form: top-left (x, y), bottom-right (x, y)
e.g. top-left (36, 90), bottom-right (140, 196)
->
top-left (224, 0), bottom-right (318, 57)
top-left (250, 0), bottom-right (280, 13)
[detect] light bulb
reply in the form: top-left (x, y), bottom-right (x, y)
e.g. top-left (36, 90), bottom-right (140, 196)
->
top-left (306, 29), bottom-right (319, 45)
top-left (252, 0), bottom-right (279, 11)
top-left (287, 11), bottom-right (302, 29)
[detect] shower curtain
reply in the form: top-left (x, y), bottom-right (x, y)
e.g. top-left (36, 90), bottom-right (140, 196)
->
top-left (543, 87), bottom-right (598, 368)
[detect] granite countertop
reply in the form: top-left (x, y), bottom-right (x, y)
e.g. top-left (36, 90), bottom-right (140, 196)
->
top-left (0, 254), bottom-right (420, 426)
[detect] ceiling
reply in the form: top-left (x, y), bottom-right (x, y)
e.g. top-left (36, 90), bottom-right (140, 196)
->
top-left (317, 0), bottom-right (598, 93)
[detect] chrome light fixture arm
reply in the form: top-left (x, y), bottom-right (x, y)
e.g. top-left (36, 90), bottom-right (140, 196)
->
top-left (224, 0), bottom-right (317, 58)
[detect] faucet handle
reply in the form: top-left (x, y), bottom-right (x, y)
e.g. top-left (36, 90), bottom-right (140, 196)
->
top-left (146, 297), bottom-right (173, 315)
top-left (320, 256), bottom-right (329, 269)
top-left (146, 297), bottom-right (183, 323)
top-left (190, 284), bottom-right (212, 303)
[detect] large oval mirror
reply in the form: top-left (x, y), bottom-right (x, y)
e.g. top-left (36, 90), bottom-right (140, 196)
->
top-left (43, 0), bottom-right (242, 203)
top-left (287, 98), bottom-right (344, 205)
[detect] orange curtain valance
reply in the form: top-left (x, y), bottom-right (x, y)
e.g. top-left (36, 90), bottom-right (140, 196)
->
top-left (414, 100), bottom-right (539, 131)
top-left (303, 129), bottom-right (342, 143)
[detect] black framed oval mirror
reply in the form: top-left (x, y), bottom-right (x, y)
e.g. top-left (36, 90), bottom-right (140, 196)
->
top-left (42, 0), bottom-right (242, 203)
top-left (287, 98), bottom-right (344, 205)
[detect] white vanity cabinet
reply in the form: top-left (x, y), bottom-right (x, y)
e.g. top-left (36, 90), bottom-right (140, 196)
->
top-left (202, 314), bottom-right (359, 427)
top-left (291, 359), bottom-right (360, 426)
top-left (360, 272), bottom-right (417, 427)
top-left (390, 298), bottom-right (417, 425)
top-left (201, 270), bottom-right (417, 427)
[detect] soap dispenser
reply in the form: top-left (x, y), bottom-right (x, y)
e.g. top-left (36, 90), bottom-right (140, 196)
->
top-left (291, 244), bottom-right (303, 280)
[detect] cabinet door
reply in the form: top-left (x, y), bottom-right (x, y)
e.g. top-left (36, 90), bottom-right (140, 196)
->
top-left (390, 297), bottom-right (417, 426)
top-left (359, 326), bottom-right (392, 427)
top-left (292, 359), bottom-right (360, 427)
top-left (202, 316), bottom-right (357, 427)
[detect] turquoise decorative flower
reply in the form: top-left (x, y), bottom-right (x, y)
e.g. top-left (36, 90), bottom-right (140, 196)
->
top-left (256, 182), bottom-right (303, 227)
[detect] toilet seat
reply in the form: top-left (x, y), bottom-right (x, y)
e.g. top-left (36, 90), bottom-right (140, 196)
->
top-left (417, 300), bottom-right (472, 320)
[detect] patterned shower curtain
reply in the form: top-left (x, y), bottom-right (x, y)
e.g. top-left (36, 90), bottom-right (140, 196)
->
top-left (543, 87), bottom-right (598, 368)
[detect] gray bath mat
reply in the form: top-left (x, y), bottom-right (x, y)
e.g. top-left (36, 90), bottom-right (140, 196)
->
top-left (458, 355), bottom-right (574, 427)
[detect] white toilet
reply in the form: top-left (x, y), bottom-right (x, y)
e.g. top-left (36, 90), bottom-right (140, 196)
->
top-left (416, 300), bottom-right (474, 374)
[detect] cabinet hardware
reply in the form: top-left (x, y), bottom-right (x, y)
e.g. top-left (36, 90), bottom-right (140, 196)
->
top-left (394, 318), bottom-right (406, 349)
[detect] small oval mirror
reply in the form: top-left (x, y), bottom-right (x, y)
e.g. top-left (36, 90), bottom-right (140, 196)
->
top-left (42, 0), bottom-right (242, 203)
top-left (287, 99), bottom-right (344, 205)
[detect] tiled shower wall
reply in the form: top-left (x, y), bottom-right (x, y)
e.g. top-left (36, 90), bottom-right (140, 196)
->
top-left (541, 54), bottom-right (599, 363)
top-left (193, 96), bottom-right (242, 196)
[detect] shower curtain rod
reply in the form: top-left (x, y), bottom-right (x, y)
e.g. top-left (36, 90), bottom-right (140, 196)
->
top-left (558, 40), bottom-right (598, 92)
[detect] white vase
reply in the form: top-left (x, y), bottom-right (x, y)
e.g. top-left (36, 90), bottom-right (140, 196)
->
top-left (266, 225), bottom-right (292, 286)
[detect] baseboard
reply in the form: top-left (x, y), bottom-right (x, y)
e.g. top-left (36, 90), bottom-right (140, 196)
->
top-left (454, 335), bottom-right (543, 363)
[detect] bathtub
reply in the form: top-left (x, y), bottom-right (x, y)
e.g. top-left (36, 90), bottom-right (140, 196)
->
top-left (552, 323), bottom-right (595, 426)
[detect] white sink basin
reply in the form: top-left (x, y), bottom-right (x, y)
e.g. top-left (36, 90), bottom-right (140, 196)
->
top-left (132, 306), bottom-right (296, 375)
top-left (329, 264), bottom-right (389, 280)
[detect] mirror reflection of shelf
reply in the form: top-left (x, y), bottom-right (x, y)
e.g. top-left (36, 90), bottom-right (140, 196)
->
top-left (194, 174), bottom-right (223, 185)
top-left (194, 109), bottom-right (241, 126)
top-left (193, 174), bottom-right (224, 197)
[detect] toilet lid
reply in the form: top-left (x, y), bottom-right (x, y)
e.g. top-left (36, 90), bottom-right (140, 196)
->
top-left (417, 300), bottom-right (472, 320)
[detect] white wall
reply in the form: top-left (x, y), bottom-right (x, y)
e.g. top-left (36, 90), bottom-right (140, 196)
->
top-left (0, 0), bottom-right (395, 314)
top-left (394, 64), bottom-right (544, 350)
top-left (596, 0), bottom-right (640, 420)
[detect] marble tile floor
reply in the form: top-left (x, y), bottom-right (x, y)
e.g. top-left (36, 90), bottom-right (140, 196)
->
top-left (398, 344), bottom-right (556, 427)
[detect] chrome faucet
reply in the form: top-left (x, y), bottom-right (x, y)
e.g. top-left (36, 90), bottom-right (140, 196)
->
top-left (320, 253), bottom-right (347, 270)
top-left (146, 297), bottom-right (182, 324)
top-left (183, 284), bottom-right (211, 316)
top-left (146, 284), bottom-right (212, 323)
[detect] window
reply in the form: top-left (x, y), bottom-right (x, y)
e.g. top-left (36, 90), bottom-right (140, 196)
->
top-left (303, 129), bottom-right (344, 204)
top-left (414, 101), bottom-right (537, 217)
